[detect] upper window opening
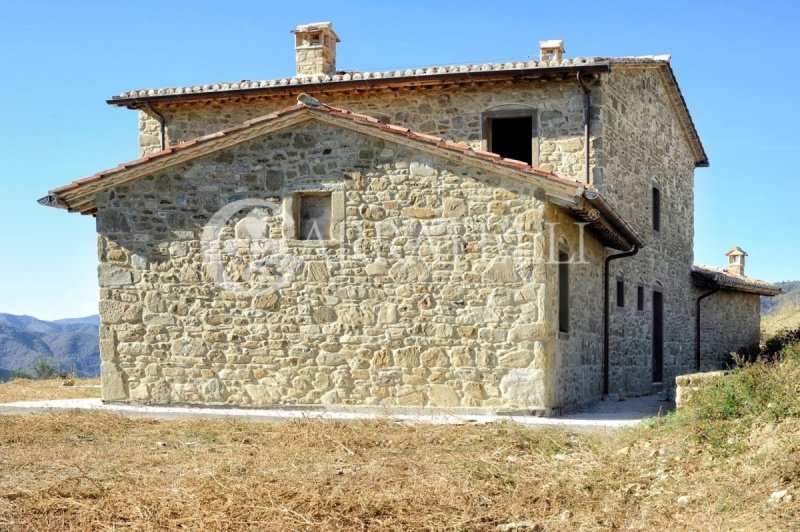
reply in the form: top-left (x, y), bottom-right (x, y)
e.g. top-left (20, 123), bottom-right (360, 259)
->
top-left (483, 109), bottom-right (537, 166)
top-left (297, 193), bottom-right (331, 240)
top-left (652, 186), bottom-right (661, 232)
top-left (616, 279), bottom-right (625, 308)
top-left (637, 285), bottom-right (645, 311)
top-left (490, 116), bottom-right (533, 164)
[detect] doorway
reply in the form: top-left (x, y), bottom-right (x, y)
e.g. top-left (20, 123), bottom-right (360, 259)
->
top-left (652, 290), bottom-right (664, 383)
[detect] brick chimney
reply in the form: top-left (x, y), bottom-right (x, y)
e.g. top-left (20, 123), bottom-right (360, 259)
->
top-left (725, 246), bottom-right (748, 276)
top-left (539, 40), bottom-right (565, 62)
top-left (293, 22), bottom-right (339, 77)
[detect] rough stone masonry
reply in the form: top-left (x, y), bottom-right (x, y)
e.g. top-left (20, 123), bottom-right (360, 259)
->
top-left (97, 121), bottom-right (572, 410)
top-left (41, 22), bottom-right (780, 414)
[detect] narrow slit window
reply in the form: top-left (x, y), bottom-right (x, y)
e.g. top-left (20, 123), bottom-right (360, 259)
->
top-left (558, 251), bottom-right (569, 334)
top-left (637, 285), bottom-right (645, 311)
top-left (616, 279), bottom-right (625, 308)
top-left (297, 193), bottom-right (331, 240)
top-left (652, 187), bottom-right (661, 232)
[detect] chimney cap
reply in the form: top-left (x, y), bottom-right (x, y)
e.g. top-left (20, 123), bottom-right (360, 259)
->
top-left (292, 21), bottom-right (340, 42)
top-left (539, 39), bottom-right (565, 51)
top-left (725, 246), bottom-right (748, 257)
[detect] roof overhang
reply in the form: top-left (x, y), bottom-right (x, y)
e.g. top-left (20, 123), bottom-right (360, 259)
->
top-left (107, 64), bottom-right (613, 109)
top-left (548, 189), bottom-right (644, 251)
top-left (691, 265), bottom-right (782, 296)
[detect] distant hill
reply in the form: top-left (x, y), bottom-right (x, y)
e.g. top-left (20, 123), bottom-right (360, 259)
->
top-left (762, 281), bottom-right (800, 337)
top-left (0, 313), bottom-right (99, 380)
top-left (762, 281), bottom-right (800, 314)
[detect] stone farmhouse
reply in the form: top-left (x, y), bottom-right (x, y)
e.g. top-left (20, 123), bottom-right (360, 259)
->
top-left (40, 22), bottom-right (780, 413)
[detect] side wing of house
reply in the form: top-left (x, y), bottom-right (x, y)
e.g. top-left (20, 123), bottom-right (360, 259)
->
top-left (692, 265), bottom-right (782, 369)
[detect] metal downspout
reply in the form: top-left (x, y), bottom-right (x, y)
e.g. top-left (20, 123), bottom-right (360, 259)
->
top-left (146, 102), bottom-right (167, 151)
top-left (695, 287), bottom-right (720, 371)
top-left (603, 245), bottom-right (639, 396)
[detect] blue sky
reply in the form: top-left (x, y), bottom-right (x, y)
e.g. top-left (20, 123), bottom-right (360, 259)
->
top-left (1, 0), bottom-right (798, 320)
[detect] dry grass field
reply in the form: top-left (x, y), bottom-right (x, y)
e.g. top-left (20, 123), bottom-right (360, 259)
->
top-left (0, 365), bottom-right (799, 530)
top-left (763, 305), bottom-right (800, 339)
top-left (0, 378), bottom-right (100, 404)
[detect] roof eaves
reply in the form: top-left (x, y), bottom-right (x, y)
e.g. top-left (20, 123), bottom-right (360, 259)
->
top-left (45, 105), bottom-right (314, 210)
top-left (691, 265), bottom-right (782, 296)
top-left (547, 189), bottom-right (643, 251)
top-left (106, 61), bottom-right (613, 108)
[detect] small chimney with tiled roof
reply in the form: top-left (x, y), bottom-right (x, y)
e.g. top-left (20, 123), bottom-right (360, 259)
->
top-left (293, 22), bottom-right (340, 77)
top-left (539, 40), bottom-right (565, 62)
top-left (725, 246), bottom-right (748, 276)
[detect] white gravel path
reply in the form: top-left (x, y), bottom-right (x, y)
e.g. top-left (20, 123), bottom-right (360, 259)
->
top-left (0, 394), bottom-right (674, 430)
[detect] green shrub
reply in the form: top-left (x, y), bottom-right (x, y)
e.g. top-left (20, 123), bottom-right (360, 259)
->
top-left (690, 355), bottom-right (800, 424)
top-left (32, 358), bottom-right (58, 380)
top-left (779, 341), bottom-right (800, 365)
top-left (762, 326), bottom-right (800, 361)
top-left (672, 342), bottom-right (800, 453)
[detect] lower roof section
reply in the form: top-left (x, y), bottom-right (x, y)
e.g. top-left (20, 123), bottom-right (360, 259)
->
top-left (692, 264), bottom-right (782, 297)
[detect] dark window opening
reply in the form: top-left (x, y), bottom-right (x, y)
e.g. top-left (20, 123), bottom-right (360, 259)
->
top-left (489, 116), bottom-right (533, 164)
top-left (616, 279), bottom-right (625, 308)
top-left (637, 286), bottom-right (645, 311)
top-left (652, 187), bottom-right (661, 232)
top-left (297, 193), bottom-right (331, 240)
top-left (558, 251), bottom-right (569, 334)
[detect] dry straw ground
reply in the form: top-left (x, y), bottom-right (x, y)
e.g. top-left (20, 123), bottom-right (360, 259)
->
top-left (0, 378), bottom-right (100, 403)
top-left (763, 306), bottom-right (800, 338)
top-left (0, 375), bottom-right (798, 530)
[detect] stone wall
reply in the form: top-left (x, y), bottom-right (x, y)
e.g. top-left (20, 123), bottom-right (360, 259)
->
top-left (675, 370), bottom-right (727, 408)
top-left (125, 66), bottom-right (759, 406)
top-left (596, 66), bottom-right (699, 395)
top-left (97, 119), bottom-right (578, 411)
top-left (695, 289), bottom-right (761, 369)
top-left (137, 82), bottom-right (596, 184)
top-left (544, 205), bottom-right (606, 411)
